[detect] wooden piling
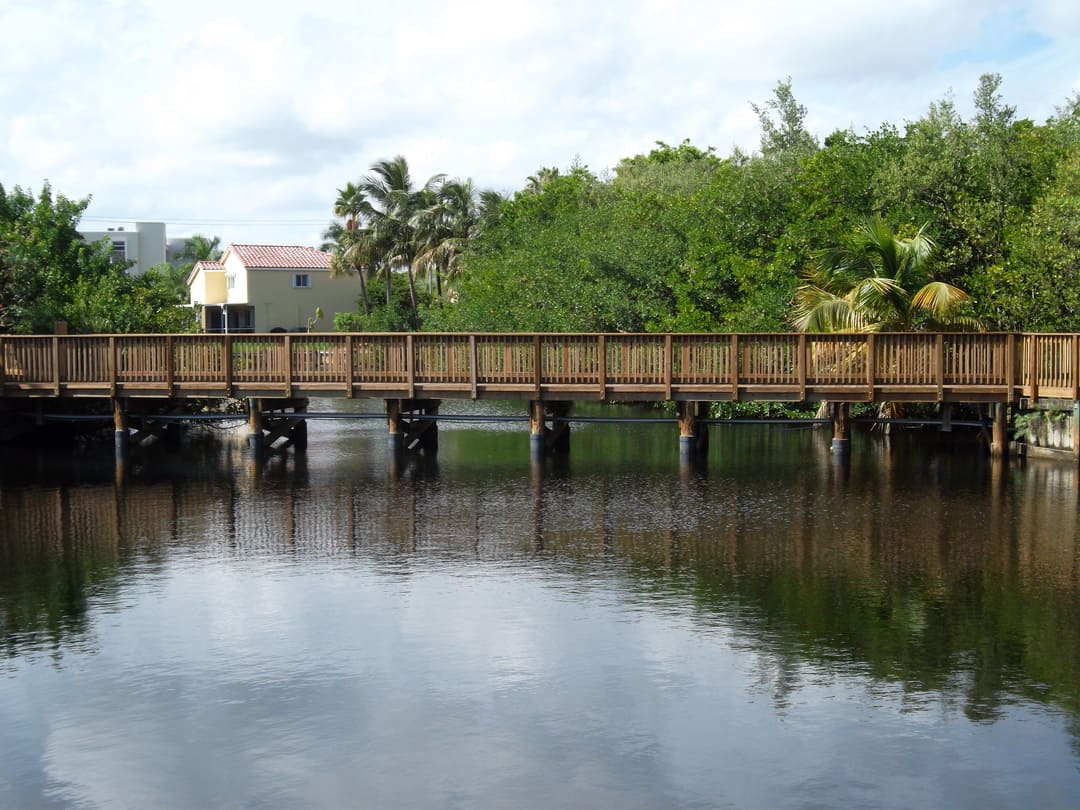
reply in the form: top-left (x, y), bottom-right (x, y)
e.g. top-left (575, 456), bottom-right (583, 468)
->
top-left (418, 401), bottom-right (439, 454)
top-left (546, 401), bottom-right (571, 455)
top-left (112, 397), bottom-right (128, 458)
top-left (402, 399), bottom-right (439, 454)
top-left (831, 401), bottom-right (851, 455)
top-left (529, 399), bottom-right (546, 461)
top-left (990, 402), bottom-right (1008, 458)
top-left (290, 401), bottom-right (308, 451)
top-left (247, 398), bottom-right (263, 452)
top-left (386, 398), bottom-right (404, 454)
top-left (677, 401), bottom-right (709, 463)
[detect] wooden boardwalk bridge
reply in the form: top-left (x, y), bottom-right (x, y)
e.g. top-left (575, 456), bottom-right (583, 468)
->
top-left (2, 331), bottom-right (1078, 460)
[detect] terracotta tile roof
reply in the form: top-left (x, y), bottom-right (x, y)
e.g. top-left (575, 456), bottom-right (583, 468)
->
top-left (186, 259), bottom-right (225, 285)
top-left (228, 244), bottom-right (331, 270)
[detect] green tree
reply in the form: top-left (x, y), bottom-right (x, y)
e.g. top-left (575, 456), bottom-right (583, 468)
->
top-left (973, 148), bottom-right (1080, 330)
top-left (614, 139), bottom-right (722, 196)
top-left (0, 183), bottom-right (114, 333)
top-left (333, 270), bottom-right (419, 332)
top-left (434, 164), bottom-right (692, 332)
top-left (66, 265), bottom-right (199, 333)
top-left (751, 77), bottom-right (818, 158)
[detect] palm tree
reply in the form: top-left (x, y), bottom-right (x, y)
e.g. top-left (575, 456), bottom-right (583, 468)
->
top-left (791, 218), bottom-right (978, 333)
top-left (359, 156), bottom-right (445, 327)
top-left (412, 179), bottom-right (473, 299)
top-left (181, 234), bottom-right (222, 263)
top-left (793, 218), bottom-right (981, 427)
top-left (523, 166), bottom-right (560, 195)
top-left (329, 183), bottom-right (373, 316)
top-left (413, 182), bottom-right (508, 301)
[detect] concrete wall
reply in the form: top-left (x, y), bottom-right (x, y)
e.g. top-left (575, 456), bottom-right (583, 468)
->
top-left (79, 221), bottom-right (167, 276)
top-left (1016, 409), bottom-right (1076, 451)
top-left (244, 268), bottom-right (359, 331)
top-left (189, 267), bottom-right (227, 306)
top-left (222, 252), bottom-right (250, 306)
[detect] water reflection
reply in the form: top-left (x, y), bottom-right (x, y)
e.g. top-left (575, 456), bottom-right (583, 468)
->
top-left (1, 425), bottom-right (1079, 807)
top-left (3, 434), bottom-right (1078, 709)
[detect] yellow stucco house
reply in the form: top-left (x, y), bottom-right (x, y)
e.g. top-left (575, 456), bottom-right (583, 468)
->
top-left (187, 244), bottom-right (359, 332)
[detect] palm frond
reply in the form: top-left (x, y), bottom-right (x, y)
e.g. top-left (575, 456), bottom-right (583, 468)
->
top-left (911, 281), bottom-right (971, 317)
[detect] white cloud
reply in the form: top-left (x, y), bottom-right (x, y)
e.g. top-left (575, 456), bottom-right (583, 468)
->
top-left (1, 0), bottom-right (1076, 246)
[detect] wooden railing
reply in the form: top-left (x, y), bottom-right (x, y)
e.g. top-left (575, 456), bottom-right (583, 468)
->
top-left (1, 332), bottom-right (1077, 404)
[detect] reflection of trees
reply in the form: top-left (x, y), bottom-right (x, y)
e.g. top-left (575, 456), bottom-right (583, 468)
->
top-left (1, 435), bottom-right (1078, 734)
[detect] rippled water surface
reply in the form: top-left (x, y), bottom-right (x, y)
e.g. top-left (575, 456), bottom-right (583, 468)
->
top-left (1, 408), bottom-right (1079, 809)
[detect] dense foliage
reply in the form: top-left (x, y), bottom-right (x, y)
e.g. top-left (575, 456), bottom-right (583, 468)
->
top-left (325, 74), bottom-right (1080, 334)
top-left (0, 183), bottom-right (196, 334)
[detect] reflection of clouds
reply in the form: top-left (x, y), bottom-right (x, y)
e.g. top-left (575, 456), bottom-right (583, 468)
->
top-left (10, 548), bottom-right (1080, 808)
top-left (3, 427), bottom-right (1080, 806)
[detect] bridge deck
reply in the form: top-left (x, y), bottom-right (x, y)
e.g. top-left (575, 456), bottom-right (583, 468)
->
top-left (1, 332), bottom-right (1077, 405)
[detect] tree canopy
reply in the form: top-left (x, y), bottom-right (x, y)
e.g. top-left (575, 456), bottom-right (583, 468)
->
top-left (0, 184), bottom-right (196, 334)
top-left (410, 73), bottom-right (1079, 335)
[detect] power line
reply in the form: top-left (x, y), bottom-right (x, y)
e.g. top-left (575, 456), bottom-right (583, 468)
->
top-left (80, 216), bottom-right (331, 226)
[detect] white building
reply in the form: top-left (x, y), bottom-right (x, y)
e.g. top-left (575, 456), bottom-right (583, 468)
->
top-left (79, 221), bottom-right (167, 276)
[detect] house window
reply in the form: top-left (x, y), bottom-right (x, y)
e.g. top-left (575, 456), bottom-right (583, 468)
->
top-left (226, 275), bottom-right (236, 290)
top-left (110, 240), bottom-right (127, 263)
top-left (292, 273), bottom-right (311, 289)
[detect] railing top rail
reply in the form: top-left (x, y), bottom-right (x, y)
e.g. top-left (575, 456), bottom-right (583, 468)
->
top-left (0, 330), bottom-right (1050, 340)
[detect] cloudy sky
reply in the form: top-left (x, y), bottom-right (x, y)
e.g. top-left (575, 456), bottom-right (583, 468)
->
top-left (1, 0), bottom-right (1078, 248)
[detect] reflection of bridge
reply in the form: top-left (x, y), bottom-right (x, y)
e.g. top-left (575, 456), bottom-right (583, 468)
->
top-left (1, 454), bottom-right (1075, 586)
top-left (3, 332), bottom-right (1079, 459)
top-left (3, 449), bottom-right (1077, 725)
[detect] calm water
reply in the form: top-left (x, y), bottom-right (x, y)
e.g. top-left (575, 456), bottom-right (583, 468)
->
top-left (1, 405), bottom-right (1079, 809)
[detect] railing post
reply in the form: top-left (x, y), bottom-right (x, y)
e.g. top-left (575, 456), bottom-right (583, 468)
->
top-left (664, 334), bottom-right (673, 401)
top-left (0, 337), bottom-right (6, 398)
top-left (345, 334), bottom-right (355, 398)
top-left (108, 336), bottom-right (117, 396)
top-left (469, 335), bottom-right (478, 399)
top-left (935, 333), bottom-right (944, 403)
top-left (52, 337), bottom-right (61, 395)
top-left (534, 335), bottom-right (542, 398)
top-left (223, 334), bottom-right (233, 397)
top-left (283, 334), bottom-right (293, 398)
top-left (1029, 335), bottom-right (1039, 404)
top-left (406, 334), bottom-right (415, 399)
top-left (597, 334), bottom-right (607, 401)
top-left (1072, 334), bottom-right (1079, 404)
top-left (1005, 333), bottom-right (1016, 402)
top-left (865, 333), bottom-right (875, 402)
top-left (166, 335), bottom-right (175, 396)
top-left (730, 334), bottom-right (739, 401)
top-left (797, 333), bottom-right (807, 401)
